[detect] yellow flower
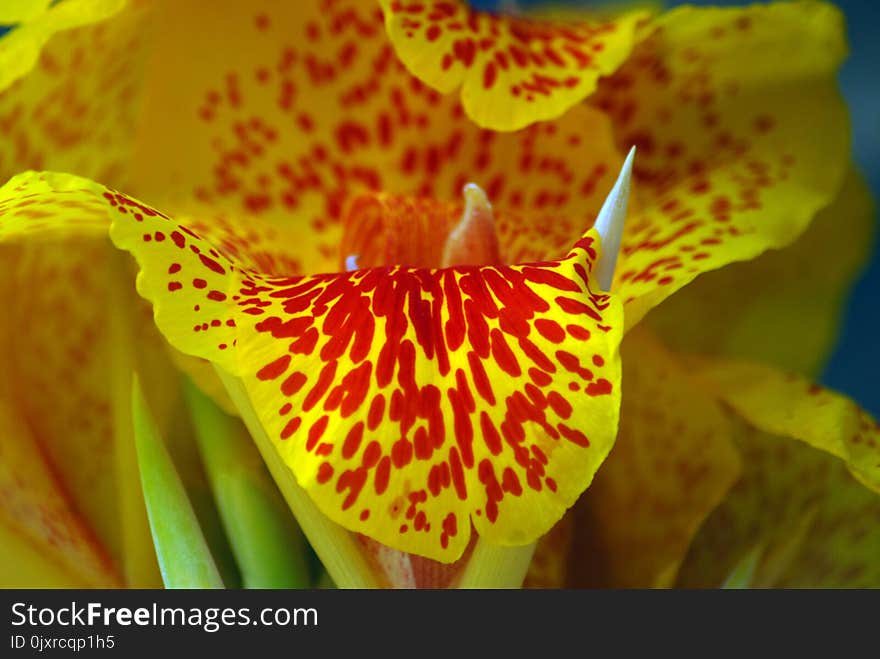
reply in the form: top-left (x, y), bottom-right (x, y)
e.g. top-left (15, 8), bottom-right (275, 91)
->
top-left (0, 0), bottom-right (875, 588)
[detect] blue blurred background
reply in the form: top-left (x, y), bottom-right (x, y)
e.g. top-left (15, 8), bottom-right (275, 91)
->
top-left (476, 0), bottom-right (879, 415)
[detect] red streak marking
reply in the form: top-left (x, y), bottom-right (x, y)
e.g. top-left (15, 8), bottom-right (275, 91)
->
top-left (490, 329), bottom-right (521, 377)
top-left (281, 371), bottom-right (307, 396)
top-left (362, 441), bottom-right (382, 469)
top-left (468, 351), bottom-right (495, 406)
top-left (306, 416), bottom-right (330, 452)
top-left (557, 423), bottom-right (590, 447)
top-left (555, 296), bottom-right (602, 321)
top-left (449, 447), bottom-right (467, 500)
top-left (501, 467), bottom-right (522, 496)
top-left (519, 337), bottom-right (555, 373)
top-left (335, 121), bottom-right (370, 153)
top-left (534, 318), bottom-right (565, 343)
top-left (257, 355), bottom-right (291, 380)
top-left (367, 394), bottom-right (385, 431)
top-left (547, 391), bottom-right (573, 419)
top-left (280, 416), bottom-right (301, 440)
top-left (303, 361), bottom-right (338, 411)
top-left (528, 367), bottom-right (552, 387)
top-left (391, 438), bottom-right (413, 468)
top-left (569, 323), bottom-right (594, 343)
top-left (317, 462), bottom-right (334, 484)
top-left (374, 456), bottom-right (391, 495)
top-left (342, 422), bottom-right (365, 460)
top-left (199, 253), bottom-right (227, 275)
top-left (586, 378), bottom-right (612, 396)
top-left (414, 427), bottom-right (432, 460)
top-left (448, 389), bottom-right (474, 468)
top-left (168, 282), bottom-right (182, 292)
top-left (483, 61), bottom-right (497, 89)
top-left (337, 468), bottom-right (367, 511)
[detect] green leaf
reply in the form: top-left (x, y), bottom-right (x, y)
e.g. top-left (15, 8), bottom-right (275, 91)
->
top-left (184, 378), bottom-right (311, 588)
top-left (132, 375), bottom-right (223, 589)
top-left (721, 545), bottom-right (762, 589)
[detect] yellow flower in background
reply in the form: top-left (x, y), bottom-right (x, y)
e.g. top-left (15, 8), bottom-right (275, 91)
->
top-left (0, 0), bottom-right (876, 588)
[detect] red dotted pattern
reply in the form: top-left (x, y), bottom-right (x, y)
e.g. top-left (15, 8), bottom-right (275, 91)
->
top-left (0, 4), bottom-right (149, 189)
top-left (586, 8), bottom-right (847, 325)
top-left (383, 0), bottom-right (623, 101)
top-left (178, 0), bottom-right (622, 275)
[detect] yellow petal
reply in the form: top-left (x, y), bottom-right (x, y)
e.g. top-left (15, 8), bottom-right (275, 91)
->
top-left (645, 168), bottom-right (875, 376)
top-left (101, 172), bottom-right (624, 562)
top-left (0, 171), bottom-right (110, 239)
top-left (567, 327), bottom-right (740, 587)
top-left (0, 0), bottom-right (150, 188)
top-left (378, 0), bottom-right (648, 131)
top-left (0, 398), bottom-right (120, 587)
top-left (678, 419), bottom-right (880, 588)
top-left (127, 0), bottom-right (627, 274)
top-left (593, 2), bottom-right (850, 328)
top-left (0, 235), bottom-right (123, 569)
top-left (0, 172), bottom-right (183, 587)
top-left (689, 358), bottom-right (880, 493)
top-left (0, 1), bottom-right (52, 24)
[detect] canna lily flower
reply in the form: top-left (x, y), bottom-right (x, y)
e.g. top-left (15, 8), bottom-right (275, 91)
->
top-left (0, 0), bottom-right (876, 588)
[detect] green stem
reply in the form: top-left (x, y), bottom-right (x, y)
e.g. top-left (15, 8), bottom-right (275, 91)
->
top-left (184, 378), bottom-right (312, 588)
top-left (132, 376), bottom-right (223, 589)
top-left (216, 367), bottom-right (382, 588)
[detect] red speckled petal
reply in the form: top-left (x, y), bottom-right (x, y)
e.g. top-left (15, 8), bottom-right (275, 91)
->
top-left (128, 0), bottom-right (626, 275)
top-left (592, 2), bottom-right (850, 328)
top-left (645, 169), bottom-right (875, 377)
top-left (102, 175), bottom-right (624, 561)
top-left (0, 0), bottom-right (152, 188)
top-left (689, 359), bottom-right (880, 495)
top-left (378, 0), bottom-right (648, 130)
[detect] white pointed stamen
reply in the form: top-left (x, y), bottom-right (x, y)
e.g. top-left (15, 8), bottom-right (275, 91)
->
top-left (345, 254), bottom-right (359, 272)
top-left (593, 146), bottom-right (635, 292)
top-left (441, 182), bottom-right (501, 267)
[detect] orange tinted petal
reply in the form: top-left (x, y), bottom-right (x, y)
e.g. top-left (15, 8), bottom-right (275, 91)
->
top-left (378, 0), bottom-right (648, 130)
top-left (568, 328), bottom-right (740, 587)
top-left (592, 2), bottom-right (850, 327)
top-left (128, 1), bottom-right (626, 272)
top-left (0, 398), bottom-right (119, 587)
